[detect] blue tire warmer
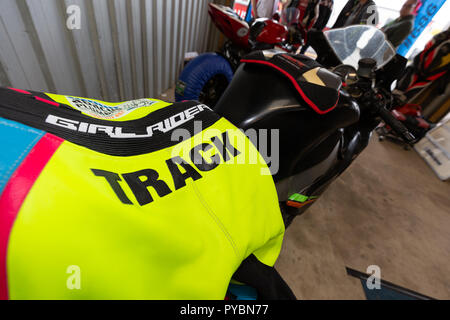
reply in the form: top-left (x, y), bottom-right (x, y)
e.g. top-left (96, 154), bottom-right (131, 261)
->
top-left (175, 53), bottom-right (233, 102)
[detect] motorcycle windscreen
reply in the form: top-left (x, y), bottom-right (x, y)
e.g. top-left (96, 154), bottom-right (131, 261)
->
top-left (241, 50), bottom-right (341, 114)
top-left (324, 25), bottom-right (396, 70)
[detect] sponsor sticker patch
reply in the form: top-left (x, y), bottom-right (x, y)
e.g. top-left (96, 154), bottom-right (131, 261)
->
top-left (66, 96), bottom-right (158, 120)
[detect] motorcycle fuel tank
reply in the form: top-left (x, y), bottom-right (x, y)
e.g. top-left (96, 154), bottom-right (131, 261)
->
top-left (214, 50), bottom-right (360, 185)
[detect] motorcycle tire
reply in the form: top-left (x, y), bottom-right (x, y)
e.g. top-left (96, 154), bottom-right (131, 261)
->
top-left (175, 53), bottom-right (233, 108)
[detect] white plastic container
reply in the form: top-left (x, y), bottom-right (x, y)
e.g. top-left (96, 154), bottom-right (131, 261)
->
top-left (414, 117), bottom-right (450, 181)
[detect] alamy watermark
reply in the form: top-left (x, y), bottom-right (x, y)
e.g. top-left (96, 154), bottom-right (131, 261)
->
top-left (366, 265), bottom-right (381, 290)
top-left (66, 5), bottom-right (81, 30)
top-left (66, 265), bottom-right (81, 290)
top-left (366, 5), bottom-right (379, 26)
top-left (170, 121), bottom-right (280, 176)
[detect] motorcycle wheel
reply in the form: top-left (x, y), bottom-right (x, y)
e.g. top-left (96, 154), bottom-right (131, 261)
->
top-left (175, 53), bottom-right (233, 108)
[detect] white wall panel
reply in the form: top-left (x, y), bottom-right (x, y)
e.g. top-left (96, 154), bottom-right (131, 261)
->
top-left (0, 0), bottom-right (228, 101)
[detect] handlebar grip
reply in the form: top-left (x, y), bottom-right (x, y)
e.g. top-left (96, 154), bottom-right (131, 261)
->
top-left (378, 107), bottom-right (416, 143)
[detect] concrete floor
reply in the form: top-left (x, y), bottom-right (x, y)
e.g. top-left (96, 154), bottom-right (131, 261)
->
top-left (276, 135), bottom-right (450, 300)
top-left (161, 87), bottom-right (449, 299)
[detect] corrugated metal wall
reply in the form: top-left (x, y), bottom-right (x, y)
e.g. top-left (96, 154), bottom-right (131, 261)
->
top-left (0, 0), bottom-right (231, 101)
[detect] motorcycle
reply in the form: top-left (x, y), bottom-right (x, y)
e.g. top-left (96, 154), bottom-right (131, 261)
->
top-left (174, 3), bottom-right (305, 107)
top-left (213, 25), bottom-right (416, 226)
top-left (0, 25), bottom-right (417, 300)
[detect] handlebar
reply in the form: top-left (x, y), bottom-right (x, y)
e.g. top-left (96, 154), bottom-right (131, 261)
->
top-left (377, 106), bottom-right (416, 144)
top-left (342, 58), bottom-right (416, 145)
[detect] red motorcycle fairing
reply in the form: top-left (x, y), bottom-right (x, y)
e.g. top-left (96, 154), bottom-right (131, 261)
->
top-left (253, 18), bottom-right (288, 45)
top-left (208, 3), bottom-right (250, 48)
top-left (208, 3), bottom-right (289, 49)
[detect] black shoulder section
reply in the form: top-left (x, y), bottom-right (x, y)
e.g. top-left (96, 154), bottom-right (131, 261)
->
top-left (0, 87), bottom-right (220, 156)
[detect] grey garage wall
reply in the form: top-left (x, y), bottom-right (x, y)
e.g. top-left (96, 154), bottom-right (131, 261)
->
top-left (0, 0), bottom-right (231, 102)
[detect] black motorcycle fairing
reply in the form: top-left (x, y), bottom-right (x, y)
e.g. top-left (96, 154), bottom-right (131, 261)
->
top-left (275, 130), bottom-right (342, 200)
top-left (214, 62), bottom-right (360, 181)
